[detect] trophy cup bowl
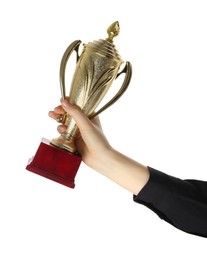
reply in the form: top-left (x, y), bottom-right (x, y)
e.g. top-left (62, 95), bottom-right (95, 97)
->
top-left (26, 21), bottom-right (132, 188)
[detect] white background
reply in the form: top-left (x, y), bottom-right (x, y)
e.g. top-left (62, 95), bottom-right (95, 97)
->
top-left (1, 0), bottom-right (207, 259)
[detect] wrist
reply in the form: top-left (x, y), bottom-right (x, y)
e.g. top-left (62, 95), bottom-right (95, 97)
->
top-left (89, 147), bottom-right (149, 194)
top-left (88, 146), bottom-right (117, 173)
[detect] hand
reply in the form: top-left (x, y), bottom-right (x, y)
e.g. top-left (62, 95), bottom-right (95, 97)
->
top-left (48, 99), bottom-right (112, 169)
top-left (49, 98), bottom-right (149, 194)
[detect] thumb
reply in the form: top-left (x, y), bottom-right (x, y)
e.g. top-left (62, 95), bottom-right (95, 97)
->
top-left (61, 99), bottom-right (92, 132)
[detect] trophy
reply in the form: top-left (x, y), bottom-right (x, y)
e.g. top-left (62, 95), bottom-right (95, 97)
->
top-left (26, 21), bottom-right (132, 188)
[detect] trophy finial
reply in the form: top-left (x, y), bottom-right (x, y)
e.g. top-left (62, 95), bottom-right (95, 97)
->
top-left (106, 21), bottom-right (120, 42)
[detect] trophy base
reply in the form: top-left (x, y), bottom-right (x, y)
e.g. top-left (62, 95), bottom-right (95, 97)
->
top-left (26, 138), bottom-right (82, 188)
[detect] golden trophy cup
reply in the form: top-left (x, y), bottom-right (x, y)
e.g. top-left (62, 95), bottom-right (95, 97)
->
top-left (26, 21), bottom-right (132, 188)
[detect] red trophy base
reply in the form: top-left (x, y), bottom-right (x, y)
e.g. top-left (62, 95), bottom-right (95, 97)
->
top-left (26, 138), bottom-right (82, 188)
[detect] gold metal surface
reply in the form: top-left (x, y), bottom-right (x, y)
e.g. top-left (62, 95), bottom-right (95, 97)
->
top-left (50, 21), bottom-right (132, 153)
top-left (56, 113), bottom-right (67, 124)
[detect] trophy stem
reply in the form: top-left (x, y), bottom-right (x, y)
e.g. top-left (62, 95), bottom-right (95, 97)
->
top-left (50, 115), bottom-right (79, 153)
top-left (50, 134), bottom-right (77, 154)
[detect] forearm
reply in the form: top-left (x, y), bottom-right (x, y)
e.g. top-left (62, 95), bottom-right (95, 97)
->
top-left (92, 148), bottom-right (150, 195)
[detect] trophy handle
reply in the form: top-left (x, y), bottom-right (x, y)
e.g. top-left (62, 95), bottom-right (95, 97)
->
top-left (59, 40), bottom-right (82, 99)
top-left (90, 61), bottom-right (132, 119)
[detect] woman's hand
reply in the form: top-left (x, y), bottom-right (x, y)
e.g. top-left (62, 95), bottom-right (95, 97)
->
top-left (49, 98), bottom-right (149, 195)
top-left (48, 99), bottom-right (112, 169)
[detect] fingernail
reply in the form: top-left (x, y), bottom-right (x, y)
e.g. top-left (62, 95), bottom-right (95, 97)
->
top-left (62, 99), bottom-right (69, 108)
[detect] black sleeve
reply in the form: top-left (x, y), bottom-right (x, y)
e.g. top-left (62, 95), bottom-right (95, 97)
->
top-left (133, 167), bottom-right (207, 238)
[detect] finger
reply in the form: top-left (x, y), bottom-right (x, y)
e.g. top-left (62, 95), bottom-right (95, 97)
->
top-left (61, 99), bottom-right (93, 132)
top-left (48, 111), bottom-right (60, 120)
top-left (60, 96), bottom-right (69, 102)
top-left (54, 105), bottom-right (65, 114)
top-left (48, 111), bottom-right (66, 124)
top-left (57, 124), bottom-right (67, 133)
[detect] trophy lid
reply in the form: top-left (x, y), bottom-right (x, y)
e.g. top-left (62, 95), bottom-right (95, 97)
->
top-left (106, 21), bottom-right (120, 42)
top-left (85, 21), bottom-right (122, 61)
